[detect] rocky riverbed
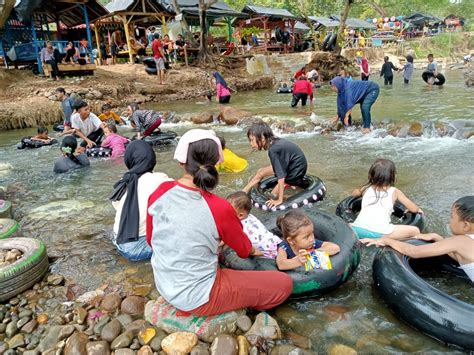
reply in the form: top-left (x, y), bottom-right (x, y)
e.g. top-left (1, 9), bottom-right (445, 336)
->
top-left (0, 271), bottom-right (360, 354)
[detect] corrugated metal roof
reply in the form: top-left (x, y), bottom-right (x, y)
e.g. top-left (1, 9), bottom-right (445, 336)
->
top-left (345, 18), bottom-right (376, 29)
top-left (242, 5), bottom-right (296, 19)
top-left (309, 16), bottom-right (339, 28)
top-left (162, 0), bottom-right (247, 19)
top-left (105, 0), bottom-right (133, 13)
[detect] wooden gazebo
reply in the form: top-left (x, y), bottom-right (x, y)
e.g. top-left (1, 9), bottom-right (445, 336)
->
top-left (238, 5), bottom-right (297, 52)
top-left (94, 0), bottom-right (172, 64)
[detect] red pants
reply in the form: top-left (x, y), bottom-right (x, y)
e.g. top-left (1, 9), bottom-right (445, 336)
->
top-left (189, 268), bottom-right (293, 316)
top-left (143, 118), bottom-right (162, 137)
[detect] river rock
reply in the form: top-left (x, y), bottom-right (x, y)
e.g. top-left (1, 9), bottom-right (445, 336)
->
top-left (210, 334), bottom-right (238, 355)
top-left (47, 274), bottom-right (64, 286)
top-left (236, 315), bottom-right (252, 332)
top-left (237, 335), bottom-right (249, 355)
top-left (86, 340), bottom-right (110, 355)
top-left (287, 332), bottom-right (311, 349)
top-left (116, 314), bottom-right (133, 327)
top-left (101, 319), bottom-right (122, 342)
top-left (36, 313), bottom-right (49, 325)
top-left (191, 341), bottom-right (210, 355)
top-left (5, 322), bottom-right (18, 338)
top-left (132, 284), bottom-right (152, 297)
top-left (64, 331), bottom-right (88, 355)
top-left (218, 106), bottom-right (253, 125)
top-left (100, 293), bottom-right (122, 312)
top-left (115, 349), bottom-right (135, 355)
top-left (272, 120), bottom-right (296, 134)
top-left (192, 112), bottom-right (213, 124)
top-left (59, 325), bottom-right (76, 340)
top-left (270, 345), bottom-right (299, 354)
top-left (76, 307), bottom-right (88, 324)
top-left (149, 329), bottom-right (167, 352)
top-left (0, 323), bottom-right (6, 333)
top-left (328, 343), bottom-right (357, 355)
top-left (138, 328), bottom-right (156, 345)
top-left (18, 309), bottom-right (33, 318)
top-left (0, 342), bottom-right (8, 353)
top-left (397, 125), bottom-right (409, 138)
top-left (17, 316), bottom-right (30, 329)
top-left (121, 296), bottom-right (146, 317)
top-left (408, 122), bottom-right (423, 137)
top-left (137, 345), bottom-right (153, 355)
top-left (111, 331), bottom-right (134, 350)
top-left (91, 90), bottom-right (103, 99)
top-left (93, 315), bottom-right (111, 335)
top-left (161, 332), bottom-right (198, 354)
top-left (23, 350), bottom-right (40, 355)
top-left (38, 326), bottom-right (62, 352)
top-left (7, 334), bottom-right (25, 349)
top-left (125, 319), bottom-right (148, 335)
top-left (245, 313), bottom-right (281, 340)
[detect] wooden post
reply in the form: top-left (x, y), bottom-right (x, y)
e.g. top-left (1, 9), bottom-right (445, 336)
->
top-left (121, 16), bottom-right (134, 64)
top-left (184, 45), bottom-right (188, 66)
top-left (94, 23), bottom-right (102, 63)
top-left (161, 15), bottom-right (168, 35)
top-left (263, 18), bottom-right (268, 52)
top-left (80, 3), bottom-right (94, 64)
top-left (290, 20), bottom-right (295, 51)
top-left (31, 16), bottom-right (43, 74)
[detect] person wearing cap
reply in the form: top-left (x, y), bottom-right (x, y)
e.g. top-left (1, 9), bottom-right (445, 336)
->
top-left (111, 140), bottom-right (171, 261)
top-left (330, 76), bottom-right (380, 134)
top-left (147, 129), bottom-right (293, 316)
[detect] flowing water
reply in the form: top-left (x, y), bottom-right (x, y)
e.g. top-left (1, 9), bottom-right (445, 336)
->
top-left (0, 69), bottom-right (473, 352)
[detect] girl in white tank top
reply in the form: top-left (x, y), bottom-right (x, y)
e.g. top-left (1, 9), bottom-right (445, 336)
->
top-left (362, 196), bottom-right (474, 282)
top-left (351, 159), bottom-right (423, 240)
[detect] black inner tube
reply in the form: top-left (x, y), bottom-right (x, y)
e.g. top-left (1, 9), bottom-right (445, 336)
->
top-left (373, 241), bottom-right (474, 350)
top-left (422, 71), bottom-right (446, 86)
top-left (335, 196), bottom-right (425, 231)
top-left (222, 208), bottom-right (360, 299)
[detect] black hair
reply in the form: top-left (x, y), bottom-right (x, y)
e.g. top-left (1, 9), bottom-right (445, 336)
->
top-left (61, 136), bottom-right (81, 165)
top-left (154, 32), bottom-right (160, 39)
top-left (185, 139), bottom-right (220, 191)
top-left (101, 103), bottom-right (112, 111)
top-left (128, 102), bottom-right (140, 112)
top-left (276, 210), bottom-right (313, 241)
top-left (384, 56), bottom-right (389, 62)
top-left (55, 87), bottom-right (66, 94)
top-left (361, 159), bottom-right (396, 203)
top-left (106, 123), bottom-right (117, 133)
top-left (406, 55), bottom-right (414, 63)
top-left (74, 100), bottom-right (88, 110)
top-left (247, 120), bottom-right (276, 151)
top-left (37, 126), bottom-right (48, 134)
top-left (227, 191), bottom-right (251, 213)
top-left (218, 136), bottom-right (226, 150)
top-left (427, 53), bottom-right (434, 58)
top-left (453, 196), bottom-right (474, 223)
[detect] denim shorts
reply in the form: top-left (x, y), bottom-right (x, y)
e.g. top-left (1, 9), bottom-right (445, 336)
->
top-left (352, 226), bottom-right (383, 239)
top-left (113, 235), bottom-right (152, 261)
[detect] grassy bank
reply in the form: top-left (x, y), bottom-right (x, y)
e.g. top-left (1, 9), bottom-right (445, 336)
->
top-left (409, 32), bottom-right (474, 59)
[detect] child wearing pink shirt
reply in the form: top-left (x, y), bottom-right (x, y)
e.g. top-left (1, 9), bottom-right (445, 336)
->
top-left (213, 71), bottom-right (231, 104)
top-left (101, 123), bottom-right (130, 158)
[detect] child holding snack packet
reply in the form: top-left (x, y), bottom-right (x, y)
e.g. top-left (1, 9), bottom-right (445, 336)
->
top-left (276, 210), bottom-right (340, 270)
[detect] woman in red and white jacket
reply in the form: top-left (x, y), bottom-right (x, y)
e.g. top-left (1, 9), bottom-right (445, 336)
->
top-left (291, 76), bottom-right (313, 107)
top-left (147, 129), bottom-right (292, 316)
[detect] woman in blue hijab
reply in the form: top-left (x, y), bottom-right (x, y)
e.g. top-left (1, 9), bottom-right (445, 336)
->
top-left (330, 76), bottom-right (380, 133)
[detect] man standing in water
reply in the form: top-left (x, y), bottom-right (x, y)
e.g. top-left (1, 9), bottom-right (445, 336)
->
top-left (55, 87), bottom-right (74, 133)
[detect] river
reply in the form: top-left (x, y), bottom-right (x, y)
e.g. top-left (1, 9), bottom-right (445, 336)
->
top-left (0, 69), bottom-right (472, 352)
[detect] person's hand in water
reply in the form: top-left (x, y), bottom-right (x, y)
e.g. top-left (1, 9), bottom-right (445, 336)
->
top-left (86, 139), bottom-right (96, 148)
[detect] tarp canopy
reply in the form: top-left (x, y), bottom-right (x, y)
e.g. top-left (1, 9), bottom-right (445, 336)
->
top-left (163, 0), bottom-right (247, 20)
top-left (294, 21), bottom-right (309, 33)
top-left (102, 0), bottom-right (171, 24)
top-left (309, 16), bottom-right (339, 28)
top-left (14, 0), bottom-right (108, 27)
top-left (241, 5), bottom-right (296, 20)
top-left (329, 15), bottom-right (376, 29)
top-left (0, 0), bottom-right (16, 28)
top-left (403, 13), bottom-right (443, 26)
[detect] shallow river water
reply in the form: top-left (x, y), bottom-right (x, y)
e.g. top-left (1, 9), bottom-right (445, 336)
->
top-left (0, 70), bottom-right (473, 352)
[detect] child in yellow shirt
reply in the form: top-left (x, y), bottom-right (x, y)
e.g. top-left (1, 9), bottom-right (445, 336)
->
top-left (98, 104), bottom-right (125, 125)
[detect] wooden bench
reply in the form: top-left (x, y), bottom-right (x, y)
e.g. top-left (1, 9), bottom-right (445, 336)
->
top-left (44, 63), bottom-right (96, 77)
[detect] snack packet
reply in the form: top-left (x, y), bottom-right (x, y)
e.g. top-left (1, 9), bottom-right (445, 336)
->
top-left (304, 250), bottom-right (332, 271)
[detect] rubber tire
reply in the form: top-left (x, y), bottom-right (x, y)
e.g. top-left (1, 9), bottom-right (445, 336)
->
top-left (422, 72), bottom-right (446, 86)
top-left (53, 123), bottom-right (64, 132)
top-left (142, 57), bottom-right (156, 68)
top-left (373, 240), bottom-right (474, 350)
top-left (277, 88), bottom-right (292, 94)
top-left (0, 238), bottom-right (49, 302)
top-left (327, 33), bottom-right (337, 51)
top-left (322, 34), bottom-right (331, 50)
top-left (0, 218), bottom-right (19, 239)
top-left (335, 196), bottom-right (425, 232)
top-left (18, 137), bottom-right (58, 149)
top-left (222, 208), bottom-right (360, 299)
top-left (143, 131), bottom-right (178, 146)
top-left (250, 175), bottom-right (326, 212)
top-left (86, 147), bottom-right (113, 158)
top-left (0, 200), bottom-right (12, 218)
top-left (145, 67), bottom-right (157, 75)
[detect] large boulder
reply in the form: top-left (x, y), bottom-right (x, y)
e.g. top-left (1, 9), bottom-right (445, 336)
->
top-left (192, 112), bottom-right (214, 124)
top-left (218, 107), bottom-right (253, 125)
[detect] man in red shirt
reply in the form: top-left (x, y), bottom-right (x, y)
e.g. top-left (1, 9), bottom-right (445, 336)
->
top-left (152, 33), bottom-right (167, 85)
top-left (291, 75), bottom-right (313, 107)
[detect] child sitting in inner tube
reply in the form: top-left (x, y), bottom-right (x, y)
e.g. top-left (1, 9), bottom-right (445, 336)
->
top-left (100, 123), bottom-right (130, 158)
top-left (53, 136), bottom-right (90, 174)
top-left (362, 196), bottom-right (474, 282)
top-left (31, 127), bottom-right (54, 143)
top-left (216, 136), bottom-right (248, 173)
top-left (351, 158), bottom-right (423, 239)
top-left (276, 210), bottom-right (340, 270)
top-left (242, 121), bottom-right (308, 209)
top-left (227, 191), bottom-right (281, 258)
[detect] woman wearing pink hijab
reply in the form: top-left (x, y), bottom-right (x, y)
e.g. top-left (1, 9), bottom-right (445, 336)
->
top-left (360, 54), bottom-right (370, 81)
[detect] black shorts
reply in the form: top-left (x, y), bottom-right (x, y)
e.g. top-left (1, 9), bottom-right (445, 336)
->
top-left (111, 44), bottom-right (118, 56)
